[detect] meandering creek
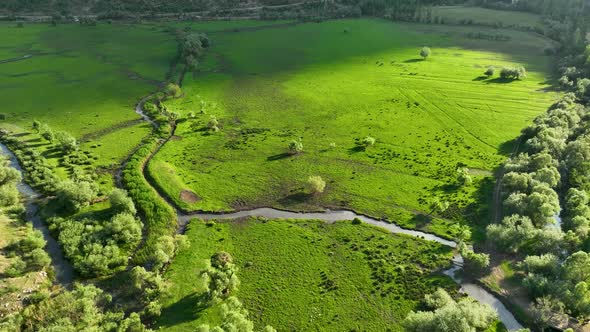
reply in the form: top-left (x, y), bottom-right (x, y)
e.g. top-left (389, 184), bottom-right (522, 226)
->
top-left (0, 144), bottom-right (74, 285)
top-left (178, 207), bottom-right (523, 331)
top-left (131, 97), bottom-right (525, 331)
top-left (0, 96), bottom-right (523, 330)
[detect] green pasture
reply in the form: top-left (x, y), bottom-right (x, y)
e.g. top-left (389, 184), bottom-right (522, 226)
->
top-left (158, 218), bottom-right (455, 331)
top-left (432, 5), bottom-right (544, 29)
top-left (0, 22), bottom-right (175, 163)
top-left (150, 18), bottom-right (557, 239)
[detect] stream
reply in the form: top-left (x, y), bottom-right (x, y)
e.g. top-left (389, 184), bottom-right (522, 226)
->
top-left (176, 207), bottom-right (523, 331)
top-left (0, 144), bottom-right (75, 285)
top-left (131, 96), bottom-right (525, 330)
top-left (0, 93), bottom-right (524, 329)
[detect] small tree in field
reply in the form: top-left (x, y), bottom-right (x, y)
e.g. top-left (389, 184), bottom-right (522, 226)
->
top-left (361, 136), bottom-right (376, 148)
top-left (207, 115), bottom-right (219, 132)
top-left (420, 47), bottom-right (431, 59)
top-left (456, 167), bottom-right (473, 186)
top-left (288, 139), bottom-right (303, 155)
top-left (307, 176), bottom-right (326, 195)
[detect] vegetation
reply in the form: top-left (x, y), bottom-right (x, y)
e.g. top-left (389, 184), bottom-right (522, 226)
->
top-left (1, 3), bottom-right (587, 331)
top-left (150, 18), bottom-right (554, 240)
top-left (404, 288), bottom-right (498, 331)
top-left (159, 218), bottom-right (454, 331)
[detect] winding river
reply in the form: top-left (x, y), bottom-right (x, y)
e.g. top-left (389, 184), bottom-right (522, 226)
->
top-left (0, 94), bottom-right (523, 330)
top-left (131, 97), bottom-right (525, 331)
top-left (0, 144), bottom-right (74, 285)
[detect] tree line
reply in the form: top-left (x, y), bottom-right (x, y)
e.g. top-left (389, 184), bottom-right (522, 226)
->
top-left (486, 18), bottom-right (590, 329)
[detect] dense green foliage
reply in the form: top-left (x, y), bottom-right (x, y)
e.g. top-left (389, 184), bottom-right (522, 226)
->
top-left (0, 284), bottom-right (146, 332)
top-left (487, 13), bottom-right (590, 327)
top-left (404, 288), bottom-right (498, 332)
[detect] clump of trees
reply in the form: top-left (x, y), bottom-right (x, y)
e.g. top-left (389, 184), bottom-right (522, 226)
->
top-left (500, 66), bottom-right (527, 80)
top-left (4, 227), bottom-right (51, 277)
top-left (404, 288), bottom-right (497, 332)
top-left (48, 188), bottom-right (142, 277)
top-left (197, 252), bottom-right (275, 332)
top-left (0, 284), bottom-right (145, 331)
top-left (202, 251), bottom-right (240, 301)
top-left (486, 27), bottom-right (590, 321)
top-left (178, 30), bottom-right (210, 71)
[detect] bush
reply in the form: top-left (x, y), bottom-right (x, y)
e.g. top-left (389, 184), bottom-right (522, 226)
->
top-left (288, 139), bottom-right (303, 154)
top-left (307, 175), bottom-right (326, 194)
top-left (361, 136), bottom-right (376, 148)
top-left (484, 66), bottom-right (495, 77)
top-left (4, 257), bottom-right (26, 277)
top-left (420, 46), bottom-right (431, 59)
top-left (55, 180), bottom-right (98, 212)
top-left (109, 188), bottom-right (137, 215)
top-left (500, 66), bottom-right (527, 80)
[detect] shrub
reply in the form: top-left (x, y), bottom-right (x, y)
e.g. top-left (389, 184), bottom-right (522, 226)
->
top-left (307, 175), bottom-right (326, 194)
top-left (55, 180), bottom-right (97, 212)
top-left (361, 136), bottom-right (376, 148)
top-left (500, 66), bottom-right (527, 80)
top-left (420, 46), bottom-right (431, 59)
top-left (484, 66), bottom-right (495, 77)
top-left (5, 257), bottom-right (26, 277)
top-left (109, 188), bottom-right (137, 215)
top-left (288, 139), bottom-right (303, 154)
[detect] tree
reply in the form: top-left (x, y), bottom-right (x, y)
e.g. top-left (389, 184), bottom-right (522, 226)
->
top-left (207, 115), bottom-right (219, 132)
top-left (456, 167), bottom-right (472, 186)
top-left (109, 188), bottom-right (136, 215)
top-left (420, 46), bottom-right (431, 59)
top-left (203, 252), bottom-right (240, 300)
top-left (32, 120), bottom-right (41, 133)
top-left (54, 131), bottom-right (78, 153)
top-left (307, 175), bottom-right (326, 194)
top-left (288, 139), bottom-right (303, 154)
top-left (163, 83), bottom-right (182, 98)
top-left (55, 180), bottom-right (98, 212)
top-left (404, 288), bottom-right (497, 332)
top-left (361, 136), bottom-right (376, 148)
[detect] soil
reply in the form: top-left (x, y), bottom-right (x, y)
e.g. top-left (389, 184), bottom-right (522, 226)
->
top-left (180, 189), bottom-right (200, 203)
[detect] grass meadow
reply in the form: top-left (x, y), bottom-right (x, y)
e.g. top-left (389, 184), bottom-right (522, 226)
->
top-left (0, 22), bottom-right (176, 188)
top-left (158, 218), bottom-right (456, 331)
top-left (150, 18), bottom-right (557, 239)
top-left (432, 5), bottom-right (544, 29)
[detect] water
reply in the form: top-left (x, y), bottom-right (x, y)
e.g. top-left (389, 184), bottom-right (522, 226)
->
top-left (0, 143), bottom-right (74, 286)
top-left (181, 208), bottom-right (524, 331)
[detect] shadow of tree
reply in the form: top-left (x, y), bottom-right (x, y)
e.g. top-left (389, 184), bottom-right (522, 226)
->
top-left (158, 292), bottom-right (210, 328)
top-left (485, 77), bottom-right (516, 84)
top-left (472, 76), bottom-right (489, 81)
top-left (347, 145), bottom-right (365, 154)
top-left (278, 192), bottom-right (311, 206)
top-left (267, 152), bottom-right (291, 161)
top-left (404, 58), bottom-right (424, 63)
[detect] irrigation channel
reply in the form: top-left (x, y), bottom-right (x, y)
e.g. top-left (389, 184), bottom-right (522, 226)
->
top-left (0, 144), bottom-right (75, 285)
top-left (133, 98), bottom-right (524, 331)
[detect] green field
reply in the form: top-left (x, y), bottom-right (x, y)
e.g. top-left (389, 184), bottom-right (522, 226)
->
top-left (0, 22), bottom-right (177, 189)
top-left (432, 6), bottom-right (544, 29)
top-left (149, 18), bottom-right (556, 239)
top-left (159, 218), bottom-right (455, 331)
